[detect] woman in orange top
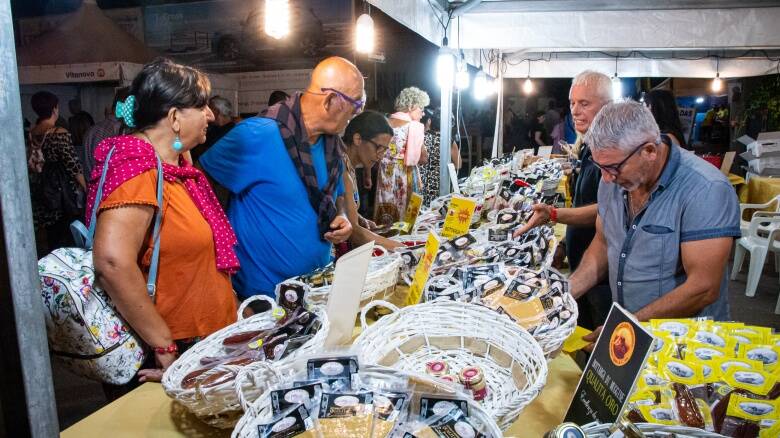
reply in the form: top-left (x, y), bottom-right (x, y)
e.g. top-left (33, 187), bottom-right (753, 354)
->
top-left (88, 58), bottom-right (240, 385)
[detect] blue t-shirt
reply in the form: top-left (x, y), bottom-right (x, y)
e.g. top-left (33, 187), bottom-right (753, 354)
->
top-left (200, 117), bottom-right (344, 299)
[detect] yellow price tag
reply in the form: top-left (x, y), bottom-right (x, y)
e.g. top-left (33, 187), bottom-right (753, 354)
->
top-left (407, 232), bottom-right (441, 305)
top-left (563, 326), bottom-right (594, 353)
top-left (404, 192), bottom-right (423, 225)
top-left (441, 196), bottom-right (477, 238)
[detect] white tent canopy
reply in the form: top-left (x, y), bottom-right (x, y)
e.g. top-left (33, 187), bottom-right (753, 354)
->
top-left (367, 0), bottom-right (780, 78)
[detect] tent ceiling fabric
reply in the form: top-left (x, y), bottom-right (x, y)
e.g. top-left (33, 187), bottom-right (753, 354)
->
top-left (367, 0), bottom-right (780, 77)
top-left (17, 0), bottom-right (157, 66)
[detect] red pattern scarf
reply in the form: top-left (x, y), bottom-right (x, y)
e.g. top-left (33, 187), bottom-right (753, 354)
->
top-left (85, 135), bottom-right (239, 273)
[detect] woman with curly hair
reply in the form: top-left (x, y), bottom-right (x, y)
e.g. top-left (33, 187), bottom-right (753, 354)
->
top-left (373, 86), bottom-right (430, 225)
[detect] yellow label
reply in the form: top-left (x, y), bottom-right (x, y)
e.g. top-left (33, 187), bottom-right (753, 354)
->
top-left (441, 196), bottom-right (477, 238)
top-left (406, 232), bottom-right (441, 305)
top-left (658, 355), bottom-right (704, 385)
top-left (722, 367), bottom-right (777, 396)
top-left (760, 420), bottom-right (780, 438)
top-left (732, 326), bottom-right (774, 344)
top-left (685, 340), bottom-right (728, 362)
top-left (390, 222), bottom-right (412, 233)
top-left (730, 329), bottom-right (764, 347)
top-left (639, 367), bottom-right (669, 391)
top-left (562, 326), bottom-right (593, 353)
top-left (726, 394), bottom-right (779, 422)
top-left (697, 399), bottom-right (715, 431)
top-left (650, 319), bottom-right (693, 338)
top-left (741, 344), bottom-right (780, 372)
top-left (630, 389), bottom-right (658, 406)
top-left (638, 404), bottom-right (677, 426)
top-left (713, 357), bottom-right (764, 375)
top-left (403, 192), bottom-right (423, 225)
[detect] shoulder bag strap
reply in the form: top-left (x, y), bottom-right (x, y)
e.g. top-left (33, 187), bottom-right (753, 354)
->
top-left (83, 147), bottom-right (118, 248)
top-left (146, 157), bottom-right (164, 301)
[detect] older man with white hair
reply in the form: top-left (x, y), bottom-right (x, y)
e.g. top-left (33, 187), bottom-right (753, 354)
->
top-left (515, 70), bottom-right (613, 328)
top-left (571, 101), bottom-right (739, 333)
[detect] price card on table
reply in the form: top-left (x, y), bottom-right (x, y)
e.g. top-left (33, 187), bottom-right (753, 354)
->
top-left (441, 196), bottom-right (476, 238)
top-left (406, 232), bottom-right (440, 305)
top-left (403, 192), bottom-right (424, 226)
top-left (564, 303), bottom-right (654, 426)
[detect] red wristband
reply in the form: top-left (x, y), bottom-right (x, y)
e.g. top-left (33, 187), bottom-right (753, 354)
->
top-left (153, 343), bottom-right (178, 355)
top-left (550, 207), bottom-right (558, 223)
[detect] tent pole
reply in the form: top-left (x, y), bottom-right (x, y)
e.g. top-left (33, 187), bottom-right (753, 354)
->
top-left (492, 52), bottom-right (504, 158)
top-left (0, 0), bottom-right (59, 436)
top-left (439, 81), bottom-right (453, 196)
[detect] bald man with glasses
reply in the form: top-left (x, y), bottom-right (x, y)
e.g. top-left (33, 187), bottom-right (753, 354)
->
top-left (200, 57), bottom-right (364, 307)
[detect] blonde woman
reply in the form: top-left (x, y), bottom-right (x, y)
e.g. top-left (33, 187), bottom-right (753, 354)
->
top-left (374, 87), bottom-right (430, 225)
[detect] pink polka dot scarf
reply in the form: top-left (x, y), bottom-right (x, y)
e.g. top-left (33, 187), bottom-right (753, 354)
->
top-left (85, 135), bottom-right (240, 274)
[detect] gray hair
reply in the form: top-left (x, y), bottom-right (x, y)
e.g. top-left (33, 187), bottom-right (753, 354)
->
top-left (209, 95), bottom-right (233, 118)
top-left (584, 101), bottom-right (661, 152)
top-left (570, 70), bottom-right (613, 104)
top-left (394, 86), bottom-right (430, 112)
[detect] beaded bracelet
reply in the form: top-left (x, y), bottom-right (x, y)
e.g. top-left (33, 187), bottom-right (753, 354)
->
top-left (153, 343), bottom-right (178, 355)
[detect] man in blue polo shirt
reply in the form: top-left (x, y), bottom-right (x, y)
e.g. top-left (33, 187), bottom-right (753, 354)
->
top-left (570, 101), bottom-right (740, 329)
top-left (200, 57), bottom-right (364, 300)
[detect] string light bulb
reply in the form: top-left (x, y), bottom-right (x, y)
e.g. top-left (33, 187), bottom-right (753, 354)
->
top-left (522, 60), bottom-right (533, 95)
top-left (711, 57), bottom-right (723, 93)
top-left (436, 39), bottom-right (456, 88)
top-left (265, 0), bottom-right (290, 39)
top-left (611, 74), bottom-right (622, 99)
top-left (523, 78), bottom-right (534, 95)
top-left (355, 13), bottom-right (374, 54)
top-left (474, 68), bottom-right (489, 100)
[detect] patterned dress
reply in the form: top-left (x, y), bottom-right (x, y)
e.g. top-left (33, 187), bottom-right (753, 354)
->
top-left (29, 130), bottom-right (84, 228)
top-left (419, 131), bottom-right (441, 206)
top-left (373, 124), bottom-right (414, 225)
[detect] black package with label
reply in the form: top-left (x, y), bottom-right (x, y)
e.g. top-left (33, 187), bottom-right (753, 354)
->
top-left (306, 356), bottom-right (359, 386)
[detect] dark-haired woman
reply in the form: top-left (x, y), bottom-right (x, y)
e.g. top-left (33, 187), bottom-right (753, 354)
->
top-left (89, 58), bottom-right (240, 386)
top-left (419, 111), bottom-right (461, 206)
top-left (27, 91), bottom-right (87, 252)
top-left (342, 111), bottom-right (403, 251)
top-left (645, 89), bottom-right (689, 149)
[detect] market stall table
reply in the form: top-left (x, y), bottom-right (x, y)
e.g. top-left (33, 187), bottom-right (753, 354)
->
top-left (739, 175), bottom-right (780, 204)
top-left (62, 353), bottom-right (582, 438)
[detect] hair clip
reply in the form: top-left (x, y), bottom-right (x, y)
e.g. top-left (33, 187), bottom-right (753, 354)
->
top-left (115, 95), bottom-right (137, 128)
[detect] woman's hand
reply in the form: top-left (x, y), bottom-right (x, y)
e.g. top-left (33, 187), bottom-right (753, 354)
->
top-left (138, 350), bottom-right (178, 382)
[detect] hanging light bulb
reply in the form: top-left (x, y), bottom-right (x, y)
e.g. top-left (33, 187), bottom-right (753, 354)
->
top-left (474, 68), bottom-right (488, 100)
top-left (522, 78), bottom-right (534, 95)
top-left (455, 58), bottom-right (470, 90)
top-left (711, 73), bottom-right (723, 93)
top-left (611, 74), bottom-right (623, 99)
top-left (437, 39), bottom-right (456, 89)
top-left (355, 13), bottom-right (374, 54)
top-left (265, 0), bottom-right (290, 39)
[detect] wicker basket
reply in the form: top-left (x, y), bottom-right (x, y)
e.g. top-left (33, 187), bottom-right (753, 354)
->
top-left (304, 246), bottom-right (402, 307)
top-left (161, 296), bottom-right (330, 428)
top-left (533, 291), bottom-right (578, 358)
top-left (231, 361), bottom-right (504, 438)
top-left (582, 421), bottom-right (727, 437)
top-left (352, 300), bottom-right (548, 430)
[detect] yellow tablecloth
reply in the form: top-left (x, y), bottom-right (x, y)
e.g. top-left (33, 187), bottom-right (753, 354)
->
top-left (740, 175), bottom-right (780, 204)
top-left (62, 354), bottom-right (582, 438)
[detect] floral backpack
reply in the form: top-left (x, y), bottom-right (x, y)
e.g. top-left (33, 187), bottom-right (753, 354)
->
top-left (37, 147), bottom-right (164, 385)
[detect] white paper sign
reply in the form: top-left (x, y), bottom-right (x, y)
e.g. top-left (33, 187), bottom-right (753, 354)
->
top-left (448, 163), bottom-right (461, 195)
top-left (324, 241), bottom-right (374, 347)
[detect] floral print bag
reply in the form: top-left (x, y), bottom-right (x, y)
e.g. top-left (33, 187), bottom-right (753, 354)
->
top-left (37, 146), bottom-right (164, 384)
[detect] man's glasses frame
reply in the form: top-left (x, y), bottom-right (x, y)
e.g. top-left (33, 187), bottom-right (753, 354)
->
top-left (589, 137), bottom-right (661, 176)
top-left (308, 87), bottom-right (366, 115)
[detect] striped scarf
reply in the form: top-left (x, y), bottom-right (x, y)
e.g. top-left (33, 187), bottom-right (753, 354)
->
top-left (262, 93), bottom-right (344, 240)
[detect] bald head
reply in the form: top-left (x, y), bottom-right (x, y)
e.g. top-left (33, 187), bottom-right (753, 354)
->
top-left (301, 57), bottom-right (365, 139)
top-left (309, 56), bottom-right (364, 98)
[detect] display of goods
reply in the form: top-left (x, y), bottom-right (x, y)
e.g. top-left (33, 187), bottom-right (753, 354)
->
top-left (353, 300), bottom-right (548, 430)
top-left (290, 245), bottom-right (402, 307)
top-left (161, 294), bottom-right (330, 428)
top-left (609, 319), bottom-right (780, 438)
top-left (231, 357), bottom-right (503, 438)
top-left (582, 421), bottom-right (729, 437)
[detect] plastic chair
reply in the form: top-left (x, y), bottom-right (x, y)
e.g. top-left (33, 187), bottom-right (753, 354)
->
top-left (731, 212), bottom-right (780, 313)
top-left (738, 194), bottom-right (780, 236)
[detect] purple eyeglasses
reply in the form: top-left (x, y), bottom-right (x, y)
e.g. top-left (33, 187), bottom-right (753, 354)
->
top-left (309, 87), bottom-right (366, 115)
